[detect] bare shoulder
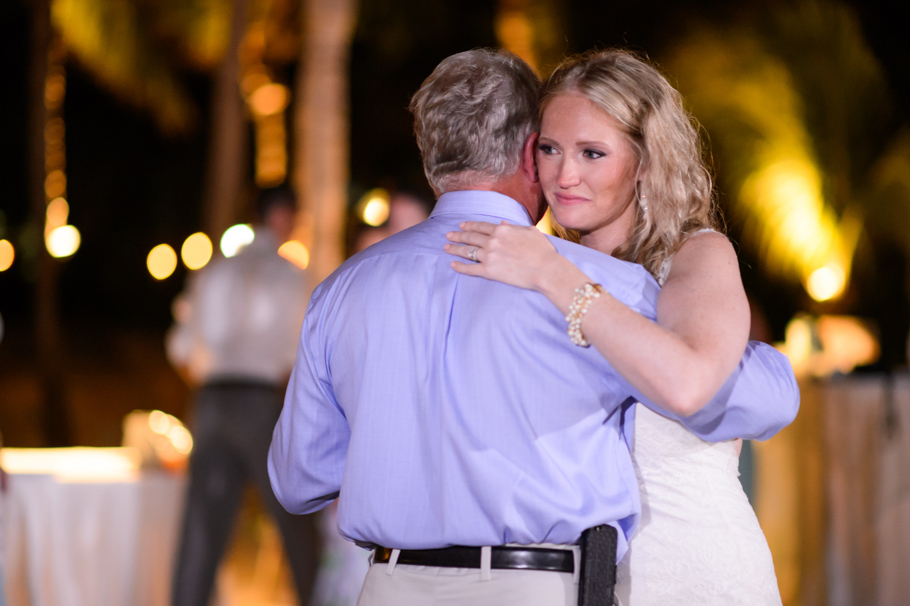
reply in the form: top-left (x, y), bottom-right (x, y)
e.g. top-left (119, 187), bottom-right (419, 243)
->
top-left (666, 231), bottom-right (739, 283)
top-left (658, 230), bottom-right (749, 352)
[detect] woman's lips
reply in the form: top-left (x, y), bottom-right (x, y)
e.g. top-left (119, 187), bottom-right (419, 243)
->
top-left (553, 193), bottom-right (589, 206)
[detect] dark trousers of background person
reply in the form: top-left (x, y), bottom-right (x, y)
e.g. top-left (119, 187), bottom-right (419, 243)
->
top-left (171, 381), bottom-right (321, 606)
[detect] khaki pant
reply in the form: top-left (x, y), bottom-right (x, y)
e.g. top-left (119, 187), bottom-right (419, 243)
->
top-left (357, 548), bottom-right (579, 606)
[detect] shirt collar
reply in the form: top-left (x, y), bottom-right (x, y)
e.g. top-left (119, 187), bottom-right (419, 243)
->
top-left (430, 191), bottom-right (535, 226)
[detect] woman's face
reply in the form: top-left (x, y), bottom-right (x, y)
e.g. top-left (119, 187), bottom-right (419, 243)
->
top-left (537, 93), bottom-right (640, 253)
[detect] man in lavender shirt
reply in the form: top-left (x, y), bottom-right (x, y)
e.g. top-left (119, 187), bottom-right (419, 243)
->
top-left (268, 49), bottom-right (798, 606)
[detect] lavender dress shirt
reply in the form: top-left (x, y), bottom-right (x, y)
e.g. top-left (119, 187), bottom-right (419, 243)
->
top-left (268, 190), bottom-right (798, 561)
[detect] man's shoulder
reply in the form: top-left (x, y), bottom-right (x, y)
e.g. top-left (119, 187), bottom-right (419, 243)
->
top-left (310, 226), bottom-right (439, 300)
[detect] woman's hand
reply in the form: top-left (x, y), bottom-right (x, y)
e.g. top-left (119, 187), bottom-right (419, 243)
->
top-left (445, 220), bottom-right (568, 292)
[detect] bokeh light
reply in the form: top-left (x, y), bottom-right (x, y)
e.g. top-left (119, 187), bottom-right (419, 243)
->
top-left (44, 169), bottom-right (67, 199)
top-left (357, 188), bottom-right (390, 226)
top-left (806, 263), bottom-right (846, 302)
top-left (0, 239), bottom-right (14, 271)
top-left (667, 31), bottom-right (863, 303)
top-left (181, 232), bottom-right (213, 270)
top-left (777, 314), bottom-right (879, 378)
top-left (147, 243), bottom-right (178, 280)
top-left (146, 410), bottom-right (194, 456)
top-left (220, 224), bottom-right (255, 257)
top-left (249, 83), bottom-right (289, 117)
top-left (46, 197), bottom-right (69, 231)
top-left (46, 224), bottom-right (81, 258)
top-left (278, 239), bottom-right (310, 269)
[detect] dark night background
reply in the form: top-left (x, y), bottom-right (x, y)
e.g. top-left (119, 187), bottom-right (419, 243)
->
top-left (1, 0), bottom-right (909, 448)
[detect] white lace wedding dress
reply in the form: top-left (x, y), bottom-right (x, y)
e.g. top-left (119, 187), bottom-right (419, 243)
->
top-left (614, 243), bottom-right (782, 605)
top-left (613, 405), bottom-right (782, 605)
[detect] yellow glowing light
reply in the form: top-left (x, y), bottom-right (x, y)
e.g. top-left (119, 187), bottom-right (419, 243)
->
top-left (181, 232), bottom-right (213, 270)
top-left (777, 314), bottom-right (879, 378)
top-left (806, 263), bottom-right (846, 302)
top-left (148, 410), bottom-right (171, 435)
top-left (44, 169), bottom-right (67, 199)
top-left (44, 72), bottom-right (66, 109)
top-left (44, 117), bottom-right (65, 144)
top-left (0, 239), bottom-right (14, 271)
top-left (46, 197), bottom-right (69, 231)
top-left (46, 224), bottom-right (80, 258)
top-left (495, 10), bottom-right (537, 73)
top-left (241, 69), bottom-right (271, 97)
top-left (168, 425), bottom-right (194, 455)
top-left (254, 112), bottom-right (288, 186)
top-left (147, 244), bottom-right (178, 280)
top-left (278, 239), bottom-right (310, 269)
top-left (358, 189), bottom-right (391, 226)
top-left (220, 224), bottom-right (255, 257)
top-left (249, 83), bottom-right (289, 117)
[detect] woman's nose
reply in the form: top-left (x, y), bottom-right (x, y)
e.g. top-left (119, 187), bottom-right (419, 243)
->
top-left (556, 159), bottom-right (580, 188)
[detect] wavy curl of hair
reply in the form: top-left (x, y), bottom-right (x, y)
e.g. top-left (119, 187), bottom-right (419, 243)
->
top-left (544, 49), bottom-right (720, 278)
top-left (409, 49), bottom-right (541, 195)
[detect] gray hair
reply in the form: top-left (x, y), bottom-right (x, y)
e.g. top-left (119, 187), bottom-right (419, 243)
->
top-left (409, 49), bottom-right (542, 195)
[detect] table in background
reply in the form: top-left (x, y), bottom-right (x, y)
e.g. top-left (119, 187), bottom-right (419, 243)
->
top-left (1, 447), bottom-right (186, 606)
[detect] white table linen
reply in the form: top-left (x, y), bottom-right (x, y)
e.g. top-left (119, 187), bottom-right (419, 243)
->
top-left (1, 448), bottom-right (185, 606)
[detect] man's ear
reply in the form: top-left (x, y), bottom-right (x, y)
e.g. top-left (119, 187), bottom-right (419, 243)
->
top-left (522, 132), bottom-right (540, 183)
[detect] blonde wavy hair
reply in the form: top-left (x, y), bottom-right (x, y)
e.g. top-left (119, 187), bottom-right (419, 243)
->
top-left (543, 49), bottom-right (719, 278)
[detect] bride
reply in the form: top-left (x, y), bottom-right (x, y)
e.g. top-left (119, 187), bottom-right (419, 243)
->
top-left (445, 49), bottom-right (783, 604)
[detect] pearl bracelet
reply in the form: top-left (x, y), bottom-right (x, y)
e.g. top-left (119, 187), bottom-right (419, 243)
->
top-left (565, 283), bottom-right (604, 347)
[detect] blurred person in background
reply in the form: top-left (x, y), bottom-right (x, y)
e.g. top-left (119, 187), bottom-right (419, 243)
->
top-left (386, 191), bottom-right (432, 235)
top-left (166, 186), bottom-right (320, 606)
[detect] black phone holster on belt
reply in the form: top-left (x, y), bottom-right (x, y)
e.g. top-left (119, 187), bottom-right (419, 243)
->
top-left (577, 524), bottom-right (618, 606)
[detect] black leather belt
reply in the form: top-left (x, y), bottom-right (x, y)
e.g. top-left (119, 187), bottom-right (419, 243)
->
top-left (373, 545), bottom-right (574, 573)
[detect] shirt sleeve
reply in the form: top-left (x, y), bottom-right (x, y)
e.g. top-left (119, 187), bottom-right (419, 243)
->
top-left (635, 341), bottom-right (800, 442)
top-left (268, 307), bottom-right (350, 514)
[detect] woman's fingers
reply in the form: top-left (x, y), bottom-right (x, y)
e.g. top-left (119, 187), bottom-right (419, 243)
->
top-left (445, 230), bottom-right (488, 246)
top-left (458, 221), bottom-right (499, 235)
top-left (450, 259), bottom-right (485, 276)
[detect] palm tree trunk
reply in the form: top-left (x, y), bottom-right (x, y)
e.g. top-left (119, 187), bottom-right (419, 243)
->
top-left (29, 0), bottom-right (72, 447)
top-left (202, 0), bottom-right (250, 241)
top-left (293, 0), bottom-right (357, 287)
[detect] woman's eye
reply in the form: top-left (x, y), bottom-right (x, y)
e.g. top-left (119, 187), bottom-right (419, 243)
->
top-left (537, 144), bottom-right (557, 155)
top-left (583, 149), bottom-right (605, 160)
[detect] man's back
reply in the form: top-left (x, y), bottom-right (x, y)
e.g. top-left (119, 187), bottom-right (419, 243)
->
top-left (269, 191), bottom-right (659, 556)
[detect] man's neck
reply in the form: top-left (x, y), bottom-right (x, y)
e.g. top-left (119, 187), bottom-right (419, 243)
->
top-left (448, 173), bottom-right (545, 224)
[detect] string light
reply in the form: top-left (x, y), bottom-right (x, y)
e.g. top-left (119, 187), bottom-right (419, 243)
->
top-left (220, 224), bottom-right (255, 257)
top-left (43, 37), bottom-right (79, 258)
top-left (147, 244), bottom-right (178, 280)
top-left (46, 225), bottom-right (81, 258)
top-left (278, 240), bottom-right (310, 269)
top-left (0, 239), bottom-right (14, 272)
top-left (181, 232), bottom-right (213, 270)
top-left (240, 20), bottom-right (290, 188)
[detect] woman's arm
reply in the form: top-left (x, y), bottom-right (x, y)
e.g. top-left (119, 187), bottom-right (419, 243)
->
top-left (446, 222), bottom-right (750, 417)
